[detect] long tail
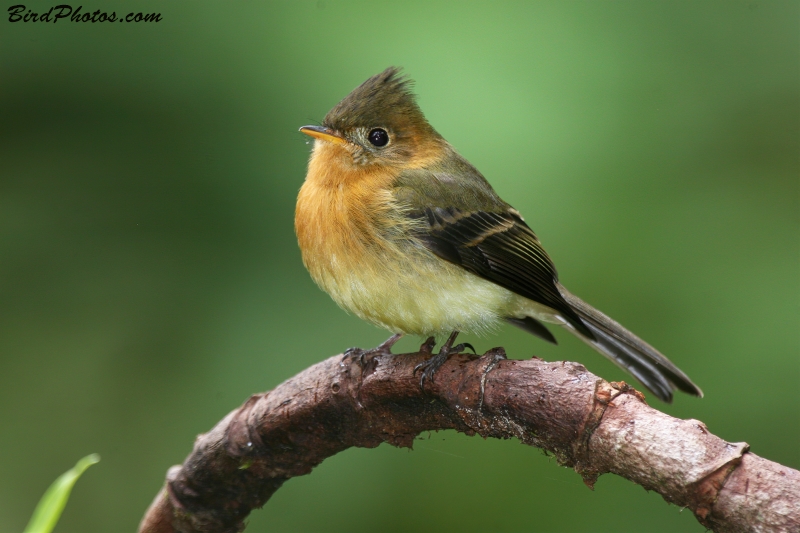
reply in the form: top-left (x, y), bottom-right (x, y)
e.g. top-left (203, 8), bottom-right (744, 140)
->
top-left (557, 284), bottom-right (702, 403)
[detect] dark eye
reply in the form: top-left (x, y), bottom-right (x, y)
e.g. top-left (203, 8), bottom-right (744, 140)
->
top-left (368, 128), bottom-right (389, 147)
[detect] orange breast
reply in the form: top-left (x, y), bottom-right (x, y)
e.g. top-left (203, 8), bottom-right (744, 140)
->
top-left (295, 141), bottom-right (399, 295)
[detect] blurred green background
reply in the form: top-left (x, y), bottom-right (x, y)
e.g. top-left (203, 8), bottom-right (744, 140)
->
top-left (1, 1), bottom-right (797, 532)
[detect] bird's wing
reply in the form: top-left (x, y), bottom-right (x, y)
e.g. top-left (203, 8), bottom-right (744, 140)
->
top-left (392, 156), bottom-right (592, 337)
top-left (411, 205), bottom-right (593, 339)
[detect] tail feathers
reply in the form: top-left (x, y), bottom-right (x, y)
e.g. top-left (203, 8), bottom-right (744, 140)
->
top-left (506, 316), bottom-right (558, 345)
top-left (558, 285), bottom-right (703, 403)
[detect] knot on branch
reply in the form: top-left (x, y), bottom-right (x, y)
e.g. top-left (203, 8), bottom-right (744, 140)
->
top-left (573, 380), bottom-right (644, 488)
top-left (690, 434), bottom-right (750, 526)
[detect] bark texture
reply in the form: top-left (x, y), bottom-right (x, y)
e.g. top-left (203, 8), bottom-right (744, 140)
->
top-left (138, 349), bottom-right (800, 533)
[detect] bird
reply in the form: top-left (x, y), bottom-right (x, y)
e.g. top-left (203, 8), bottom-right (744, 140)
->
top-left (296, 67), bottom-right (702, 403)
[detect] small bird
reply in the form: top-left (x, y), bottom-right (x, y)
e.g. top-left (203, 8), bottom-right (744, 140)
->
top-left (296, 67), bottom-right (702, 403)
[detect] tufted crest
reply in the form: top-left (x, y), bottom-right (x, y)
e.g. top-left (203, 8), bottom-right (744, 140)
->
top-left (322, 67), bottom-right (434, 136)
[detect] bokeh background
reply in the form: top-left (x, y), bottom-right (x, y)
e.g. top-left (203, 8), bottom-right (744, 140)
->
top-left (1, 1), bottom-right (798, 532)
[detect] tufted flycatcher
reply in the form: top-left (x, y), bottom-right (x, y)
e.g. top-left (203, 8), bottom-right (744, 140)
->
top-left (296, 67), bottom-right (702, 403)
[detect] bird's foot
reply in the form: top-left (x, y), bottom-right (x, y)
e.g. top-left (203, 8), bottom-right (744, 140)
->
top-left (344, 333), bottom-right (403, 367)
top-left (413, 331), bottom-right (474, 389)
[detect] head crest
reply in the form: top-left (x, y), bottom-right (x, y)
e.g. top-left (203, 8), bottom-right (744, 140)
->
top-left (323, 67), bottom-right (429, 133)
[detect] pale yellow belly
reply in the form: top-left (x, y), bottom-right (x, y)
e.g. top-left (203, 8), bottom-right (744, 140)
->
top-left (307, 243), bottom-right (560, 337)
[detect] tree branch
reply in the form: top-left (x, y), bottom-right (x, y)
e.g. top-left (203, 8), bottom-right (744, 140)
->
top-left (138, 348), bottom-right (800, 533)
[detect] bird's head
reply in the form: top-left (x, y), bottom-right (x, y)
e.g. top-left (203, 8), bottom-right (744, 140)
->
top-left (300, 67), bottom-right (444, 170)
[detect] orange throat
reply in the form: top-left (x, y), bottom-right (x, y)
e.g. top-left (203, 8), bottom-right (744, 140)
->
top-left (295, 142), bottom-right (398, 285)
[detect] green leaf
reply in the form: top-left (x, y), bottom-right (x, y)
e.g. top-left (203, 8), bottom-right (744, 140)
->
top-left (23, 454), bottom-right (100, 533)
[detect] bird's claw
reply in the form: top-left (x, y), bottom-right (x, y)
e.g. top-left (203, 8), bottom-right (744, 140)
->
top-left (343, 346), bottom-right (369, 367)
top-left (455, 342), bottom-right (481, 361)
top-left (414, 340), bottom-right (475, 389)
top-left (342, 333), bottom-right (402, 367)
top-left (344, 346), bottom-right (362, 357)
top-left (454, 342), bottom-right (476, 355)
top-left (415, 355), bottom-right (445, 389)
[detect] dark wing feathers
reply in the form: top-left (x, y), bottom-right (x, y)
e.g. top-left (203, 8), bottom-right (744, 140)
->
top-left (416, 206), bottom-right (594, 339)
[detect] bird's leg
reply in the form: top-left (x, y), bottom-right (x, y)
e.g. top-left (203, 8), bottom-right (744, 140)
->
top-left (414, 330), bottom-right (475, 389)
top-left (374, 333), bottom-right (403, 354)
top-left (344, 333), bottom-right (403, 366)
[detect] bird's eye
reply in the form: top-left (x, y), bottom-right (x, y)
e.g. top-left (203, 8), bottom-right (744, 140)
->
top-left (368, 128), bottom-right (389, 147)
